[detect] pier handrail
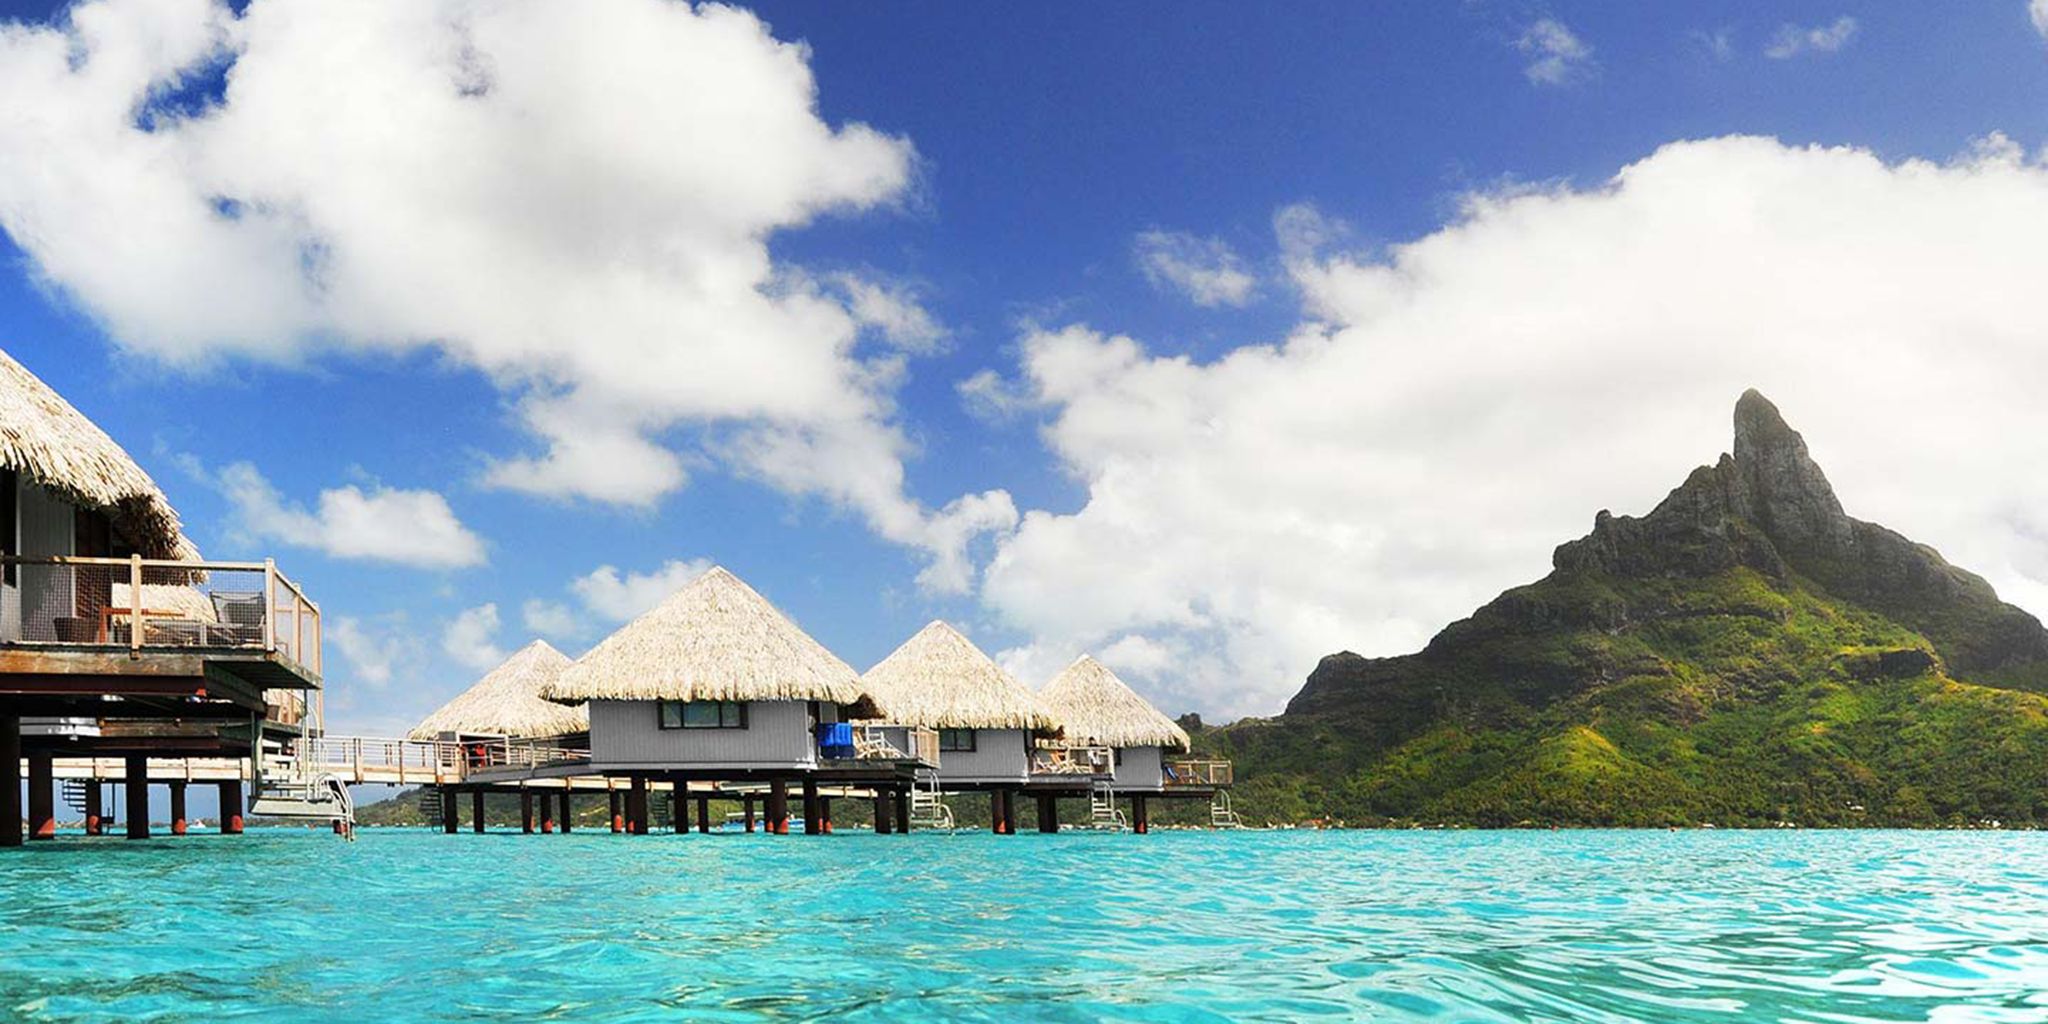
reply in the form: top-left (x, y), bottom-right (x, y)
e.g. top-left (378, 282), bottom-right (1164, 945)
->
top-left (292, 734), bottom-right (591, 784)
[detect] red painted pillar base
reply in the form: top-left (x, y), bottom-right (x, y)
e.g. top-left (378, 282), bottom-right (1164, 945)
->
top-left (627, 777), bottom-right (648, 835)
top-left (743, 795), bottom-right (756, 833)
top-left (1133, 795), bottom-right (1150, 835)
top-left (768, 780), bottom-right (790, 835)
top-left (609, 790), bottom-right (623, 834)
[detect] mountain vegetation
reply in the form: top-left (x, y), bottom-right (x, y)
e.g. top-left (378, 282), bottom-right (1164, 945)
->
top-left (1202, 392), bottom-right (2048, 827)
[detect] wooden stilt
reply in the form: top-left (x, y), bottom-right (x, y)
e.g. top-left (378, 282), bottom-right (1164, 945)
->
top-left (217, 779), bottom-right (243, 834)
top-left (768, 779), bottom-right (790, 835)
top-left (124, 755), bottom-right (149, 840)
top-left (169, 781), bottom-right (188, 836)
top-left (521, 790), bottom-right (535, 834)
top-left (27, 749), bottom-right (54, 840)
top-left (538, 790), bottom-right (555, 834)
top-left (874, 792), bottom-right (894, 835)
top-left (627, 776), bottom-right (648, 835)
top-left (1133, 795), bottom-right (1149, 834)
top-left (472, 789), bottom-right (486, 833)
top-left (441, 787), bottom-right (459, 834)
top-left (820, 797), bottom-right (834, 834)
top-left (85, 780), bottom-right (104, 836)
top-left (990, 789), bottom-right (1006, 835)
top-left (609, 790), bottom-right (623, 833)
top-left (896, 790), bottom-right (911, 835)
top-left (1037, 794), bottom-right (1059, 834)
top-left (0, 714), bottom-right (19, 848)
top-left (559, 791), bottom-right (573, 834)
top-left (743, 795), bottom-right (756, 833)
top-left (696, 795), bottom-right (710, 834)
top-left (801, 778), bottom-right (820, 835)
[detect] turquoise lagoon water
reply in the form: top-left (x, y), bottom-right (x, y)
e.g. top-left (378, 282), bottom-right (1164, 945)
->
top-left (3, 829), bottom-right (2048, 1022)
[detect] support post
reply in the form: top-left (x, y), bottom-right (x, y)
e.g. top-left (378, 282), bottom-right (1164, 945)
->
top-left (820, 797), bottom-right (834, 834)
top-left (27, 749), bottom-right (54, 840)
top-left (0, 714), bottom-right (19, 848)
top-left (538, 791), bottom-right (554, 834)
top-left (896, 790), bottom-right (911, 836)
top-left (1037, 793), bottom-right (1059, 834)
top-left (521, 790), bottom-right (535, 834)
top-left (627, 776), bottom-right (648, 835)
top-left (767, 779), bottom-right (789, 835)
top-left (801, 778), bottom-right (820, 836)
top-left (559, 791), bottom-right (572, 834)
top-left (85, 780), bottom-right (104, 836)
top-left (441, 787), bottom-right (458, 834)
top-left (169, 781), bottom-right (188, 836)
top-left (472, 789), bottom-right (486, 833)
top-left (609, 790), bottom-right (623, 833)
top-left (124, 755), bottom-right (149, 840)
top-left (874, 791), bottom-right (894, 835)
top-left (1133, 794), bottom-right (1149, 835)
top-left (695, 795), bottom-right (710, 834)
top-left (743, 795), bottom-right (756, 833)
top-left (217, 779), bottom-right (243, 834)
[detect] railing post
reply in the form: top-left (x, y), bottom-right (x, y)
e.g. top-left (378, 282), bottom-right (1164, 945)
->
top-left (262, 559), bottom-right (277, 653)
top-left (128, 554), bottom-right (143, 653)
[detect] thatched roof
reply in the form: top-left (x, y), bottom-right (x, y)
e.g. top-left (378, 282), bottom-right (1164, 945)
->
top-left (541, 566), bottom-right (872, 710)
top-left (0, 348), bottom-right (196, 559)
top-left (1039, 655), bottom-right (1191, 752)
top-left (110, 583), bottom-right (218, 623)
top-left (410, 639), bottom-right (584, 739)
top-left (860, 621), bottom-right (1060, 733)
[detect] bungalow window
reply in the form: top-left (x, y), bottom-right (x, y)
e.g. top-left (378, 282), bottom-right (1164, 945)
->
top-left (938, 728), bottom-right (976, 752)
top-left (1113, 748), bottom-right (1123, 767)
top-left (657, 700), bottom-right (747, 730)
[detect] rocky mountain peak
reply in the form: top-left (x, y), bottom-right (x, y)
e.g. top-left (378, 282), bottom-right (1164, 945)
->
top-left (1728, 389), bottom-right (1849, 553)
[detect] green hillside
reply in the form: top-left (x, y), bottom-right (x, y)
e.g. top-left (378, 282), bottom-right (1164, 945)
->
top-left (1206, 392), bottom-right (2048, 827)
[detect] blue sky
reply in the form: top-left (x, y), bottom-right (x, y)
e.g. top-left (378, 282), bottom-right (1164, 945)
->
top-left (4, 0), bottom-right (2048, 735)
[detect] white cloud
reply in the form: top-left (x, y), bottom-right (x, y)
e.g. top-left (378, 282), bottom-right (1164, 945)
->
top-left (329, 615), bottom-right (420, 688)
top-left (218, 462), bottom-right (486, 567)
top-left (520, 598), bottom-right (580, 640)
top-left (1765, 16), bottom-right (1858, 58)
top-left (982, 136), bottom-right (2048, 720)
top-left (1516, 18), bottom-right (1594, 86)
top-left (1133, 230), bottom-right (1258, 308)
top-left (0, 0), bottom-right (1007, 589)
top-left (441, 603), bottom-right (504, 672)
top-left (1690, 27), bottom-right (1736, 62)
top-left (2032, 0), bottom-right (2048, 42)
top-left (570, 558), bottom-right (714, 622)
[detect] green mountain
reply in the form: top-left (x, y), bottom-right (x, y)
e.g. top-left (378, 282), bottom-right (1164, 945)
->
top-left (1206, 392), bottom-right (2048, 827)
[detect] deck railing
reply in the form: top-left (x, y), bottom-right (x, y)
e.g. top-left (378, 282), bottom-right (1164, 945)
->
top-left (294, 734), bottom-right (590, 784)
top-left (1031, 744), bottom-right (1113, 776)
top-left (0, 555), bottom-right (321, 678)
top-left (1164, 759), bottom-right (1233, 786)
top-left (849, 723), bottom-right (940, 763)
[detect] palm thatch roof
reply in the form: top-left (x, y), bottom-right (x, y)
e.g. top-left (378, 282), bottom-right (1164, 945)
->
top-left (110, 582), bottom-right (218, 623)
top-left (0, 348), bottom-right (196, 559)
top-left (410, 639), bottom-right (584, 739)
top-left (1039, 655), bottom-right (1191, 752)
top-left (860, 620), bottom-right (1060, 733)
top-left (541, 566), bottom-right (872, 711)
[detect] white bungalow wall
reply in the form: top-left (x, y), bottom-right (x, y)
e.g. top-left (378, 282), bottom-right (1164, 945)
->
top-left (588, 699), bottom-right (818, 771)
top-left (1111, 744), bottom-right (1165, 791)
top-left (1, 480), bottom-right (75, 643)
top-left (934, 727), bottom-right (1028, 784)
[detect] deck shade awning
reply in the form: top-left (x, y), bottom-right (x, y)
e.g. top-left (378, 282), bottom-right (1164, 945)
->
top-left (0, 347), bottom-right (197, 560)
top-left (1039, 655), bottom-right (1191, 753)
top-left (860, 620), bottom-right (1060, 735)
top-left (542, 566), bottom-right (874, 714)
top-left (410, 640), bottom-right (584, 740)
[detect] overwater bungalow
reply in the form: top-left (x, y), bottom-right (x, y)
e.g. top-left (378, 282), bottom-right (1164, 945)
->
top-left (1039, 655), bottom-right (1237, 831)
top-left (858, 620), bottom-right (1093, 833)
top-left (410, 639), bottom-right (588, 834)
top-left (537, 566), bottom-right (921, 835)
top-left (0, 348), bottom-right (328, 846)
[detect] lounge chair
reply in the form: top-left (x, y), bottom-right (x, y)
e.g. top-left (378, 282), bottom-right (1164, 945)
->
top-left (208, 591), bottom-right (266, 645)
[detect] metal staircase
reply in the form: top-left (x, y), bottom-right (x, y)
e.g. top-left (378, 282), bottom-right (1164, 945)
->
top-left (1088, 781), bottom-right (1127, 830)
top-left (908, 769), bottom-right (953, 829)
top-left (60, 779), bottom-right (92, 816)
top-left (414, 788), bottom-right (444, 817)
top-left (249, 733), bottom-right (356, 839)
top-left (1209, 790), bottom-right (1243, 829)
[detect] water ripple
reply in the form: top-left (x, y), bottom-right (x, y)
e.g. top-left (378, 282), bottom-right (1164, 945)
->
top-left (3, 829), bottom-right (2048, 1021)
